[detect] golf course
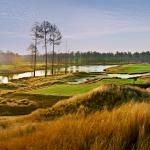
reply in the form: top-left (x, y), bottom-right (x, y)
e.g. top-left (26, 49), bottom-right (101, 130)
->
top-left (1, 0), bottom-right (150, 149)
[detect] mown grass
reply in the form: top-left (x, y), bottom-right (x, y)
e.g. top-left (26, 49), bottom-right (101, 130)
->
top-left (106, 64), bottom-right (150, 74)
top-left (30, 78), bottom-right (144, 96)
top-left (0, 74), bottom-right (76, 116)
top-left (0, 75), bottom-right (72, 116)
top-left (1, 102), bottom-right (150, 150)
top-left (30, 84), bottom-right (150, 120)
top-left (0, 74), bottom-right (146, 116)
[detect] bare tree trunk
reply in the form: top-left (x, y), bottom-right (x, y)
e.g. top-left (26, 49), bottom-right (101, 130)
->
top-left (51, 41), bottom-right (55, 75)
top-left (65, 41), bottom-right (68, 74)
top-left (45, 36), bottom-right (47, 77)
top-left (57, 52), bottom-right (60, 75)
top-left (44, 21), bottom-right (48, 77)
top-left (31, 51), bottom-right (34, 69)
top-left (33, 39), bottom-right (37, 77)
top-left (65, 53), bottom-right (67, 74)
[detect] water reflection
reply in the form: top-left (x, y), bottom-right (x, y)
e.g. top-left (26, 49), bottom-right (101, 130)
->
top-left (0, 76), bottom-right (9, 83)
top-left (0, 65), bottom-right (149, 84)
top-left (65, 65), bottom-right (114, 73)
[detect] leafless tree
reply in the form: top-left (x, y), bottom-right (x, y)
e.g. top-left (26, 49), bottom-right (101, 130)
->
top-left (49, 24), bottom-right (62, 75)
top-left (31, 22), bottom-right (40, 77)
top-left (64, 41), bottom-right (69, 74)
top-left (39, 21), bottom-right (51, 77)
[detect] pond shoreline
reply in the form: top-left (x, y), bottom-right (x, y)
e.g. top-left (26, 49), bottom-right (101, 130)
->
top-left (1, 64), bottom-right (150, 84)
top-left (0, 65), bottom-right (116, 83)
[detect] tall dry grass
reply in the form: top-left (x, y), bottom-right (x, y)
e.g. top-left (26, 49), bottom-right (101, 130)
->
top-left (31, 84), bottom-right (150, 121)
top-left (1, 102), bottom-right (150, 150)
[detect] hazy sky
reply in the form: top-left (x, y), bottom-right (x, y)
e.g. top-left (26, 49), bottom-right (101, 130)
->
top-left (0, 0), bottom-right (150, 54)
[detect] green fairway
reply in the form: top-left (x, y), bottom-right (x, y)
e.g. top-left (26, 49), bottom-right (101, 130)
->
top-left (106, 64), bottom-right (150, 74)
top-left (30, 78), bottom-right (143, 96)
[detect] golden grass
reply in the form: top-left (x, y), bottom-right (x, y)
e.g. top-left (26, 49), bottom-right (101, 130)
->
top-left (0, 84), bottom-right (150, 149)
top-left (1, 102), bottom-right (150, 150)
top-left (0, 93), bottom-right (69, 116)
top-left (30, 84), bottom-right (150, 120)
top-left (11, 74), bottom-right (71, 89)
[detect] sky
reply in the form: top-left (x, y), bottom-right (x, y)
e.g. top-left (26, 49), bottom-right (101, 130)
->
top-left (0, 0), bottom-right (150, 54)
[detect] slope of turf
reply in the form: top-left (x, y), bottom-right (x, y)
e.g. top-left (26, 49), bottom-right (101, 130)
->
top-left (30, 78), bottom-right (144, 96)
top-left (106, 64), bottom-right (150, 74)
top-left (31, 84), bottom-right (150, 120)
top-left (1, 85), bottom-right (150, 150)
top-left (0, 93), bottom-right (69, 116)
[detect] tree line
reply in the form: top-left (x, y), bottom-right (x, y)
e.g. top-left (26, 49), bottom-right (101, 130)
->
top-left (1, 50), bottom-right (150, 67)
top-left (0, 51), bottom-right (22, 66)
top-left (26, 51), bottom-right (150, 66)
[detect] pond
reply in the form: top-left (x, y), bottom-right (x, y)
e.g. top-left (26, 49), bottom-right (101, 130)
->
top-left (0, 65), bottom-right (150, 84)
top-left (65, 65), bottom-right (116, 73)
top-left (0, 65), bottom-right (114, 83)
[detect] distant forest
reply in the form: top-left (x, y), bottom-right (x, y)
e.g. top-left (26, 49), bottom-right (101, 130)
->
top-left (1, 50), bottom-right (150, 65)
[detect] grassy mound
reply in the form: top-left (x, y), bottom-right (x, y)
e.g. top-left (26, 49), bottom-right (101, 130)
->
top-left (0, 97), bottom-right (38, 116)
top-left (30, 78), bottom-right (144, 96)
top-left (105, 64), bottom-right (150, 74)
top-left (0, 93), bottom-right (69, 116)
top-left (1, 102), bottom-right (150, 150)
top-left (0, 83), bottom-right (18, 90)
top-left (31, 84), bottom-right (150, 120)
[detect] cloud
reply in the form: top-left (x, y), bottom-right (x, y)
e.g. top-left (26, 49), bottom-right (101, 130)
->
top-left (0, 0), bottom-right (150, 53)
top-left (63, 6), bottom-right (150, 40)
top-left (0, 31), bottom-right (28, 38)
